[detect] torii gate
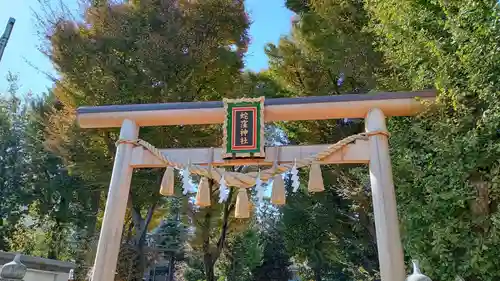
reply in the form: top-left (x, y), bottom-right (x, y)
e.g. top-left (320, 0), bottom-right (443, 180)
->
top-left (77, 90), bottom-right (435, 281)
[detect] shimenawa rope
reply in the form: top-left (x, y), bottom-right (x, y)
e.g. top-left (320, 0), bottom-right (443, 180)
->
top-left (116, 130), bottom-right (388, 188)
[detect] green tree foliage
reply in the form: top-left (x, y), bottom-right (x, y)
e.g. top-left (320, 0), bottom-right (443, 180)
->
top-left (0, 74), bottom-right (93, 264)
top-left (266, 0), bottom-right (382, 96)
top-left (24, 93), bottom-right (95, 261)
top-left (282, 172), bottom-right (378, 281)
top-left (365, 1), bottom-right (500, 280)
top-left (218, 226), bottom-right (262, 281)
top-left (186, 177), bottom-right (255, 281)
top-left (39, 0), bottom-right (251, 279)
top-left (16, 1), bottom-right (500, 281)
top-left (252, 229), bottom-right (291, 281)
top-left (0, 73), bottom-right (31, 250)
top-left (264, 0), bottom-right (381, 279)
top-left (149, 197), bottom-right (188, 281)
top-left (183, 253), bottom-right (206, 281)
top-left (269, 0), bottom-right (500, 280)
top-left (251, 205), bottom-right (291, 281)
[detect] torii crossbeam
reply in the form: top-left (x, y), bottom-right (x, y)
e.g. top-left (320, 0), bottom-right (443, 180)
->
top-left (77, 90), bottom-right (435, 281)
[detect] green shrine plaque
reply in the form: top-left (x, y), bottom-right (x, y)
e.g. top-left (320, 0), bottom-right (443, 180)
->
top-left (222, 97), bottom-right (265, 158)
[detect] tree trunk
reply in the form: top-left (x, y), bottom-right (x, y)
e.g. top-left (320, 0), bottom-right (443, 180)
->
top-left (202, 198), bottom-right (215, 281)
top-left (128, 172), bottom-right (161, 279)
top-left (167, 255), bottom-right (175, 281)
top-left (204, 254), bottom-right (216, 281)
top-left (314, 267), bottom-right (322, 281)
top-left (200, 176), bottom-right (237, 281)
top-left (130, 202), bottom-right (157, 279)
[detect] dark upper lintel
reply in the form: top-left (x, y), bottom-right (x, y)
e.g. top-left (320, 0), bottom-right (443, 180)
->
top-left (77, 90), bottom-right (436, 114)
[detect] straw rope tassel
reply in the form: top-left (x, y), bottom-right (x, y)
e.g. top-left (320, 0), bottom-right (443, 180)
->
top-left (271, 175), bottom-right (286, 205)
top-left (308, 162), bottom-right (325, 193)
top-left (196, 148), bottom-right (214, 207)
top-left (160, 166), bottom-right (175, 196)
top-left (271, 147), bottom-right (286, 205)
top-left (235, 188), bottom-right (250, 218)
top-left (196, 177), bottom-right (211, 207)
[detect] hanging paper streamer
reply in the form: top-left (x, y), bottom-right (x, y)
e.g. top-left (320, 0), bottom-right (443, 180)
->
top-left (181, 166), bottom-right (195, 195)
top-left (255, 172), bottom-right (264, 204)
top-left (195, 177), bottom-right (211, 207)
top-left (160, 166), bottom-right (175, 196)
top-left (290, 162), bottom-right (300, 192)
top-left (219, 175), bottom-right (230, 203)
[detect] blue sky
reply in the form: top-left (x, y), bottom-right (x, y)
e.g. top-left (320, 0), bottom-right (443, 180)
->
top-left (0, 0), bottom-right (293, 96)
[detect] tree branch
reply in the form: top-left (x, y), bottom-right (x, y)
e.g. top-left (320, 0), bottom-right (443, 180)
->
top-left (215, 187), bottom-right (235, 259)
top-left (138, 202), bottom-right (157, 245)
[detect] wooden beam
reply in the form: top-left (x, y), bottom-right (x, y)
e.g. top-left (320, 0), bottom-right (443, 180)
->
top-left (92, 119), bottom-right (138, 281)
top-left (77, 91), bottom-right (436, 128)
top-left (129, 139), bottom-right (369, 168)
top-left (365, 108), bottom-right (404, 281)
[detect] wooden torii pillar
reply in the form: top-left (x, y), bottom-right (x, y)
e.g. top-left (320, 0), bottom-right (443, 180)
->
top-left (76, 91), bottom-right (435, 281)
